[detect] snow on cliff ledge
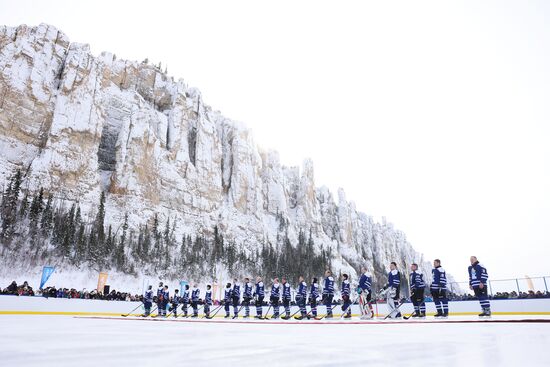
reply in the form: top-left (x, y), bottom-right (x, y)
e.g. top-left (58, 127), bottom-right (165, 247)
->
top-left (0, 23), bottom-right (432, 282)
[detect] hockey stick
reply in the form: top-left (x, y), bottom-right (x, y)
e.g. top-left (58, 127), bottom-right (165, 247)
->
top-left (205, 304), bottom-right (225, 319)
top-left (289, 299), bottom-right (307, 319)
top-left (340, 297), bottom-right (359, 319)
top-left (201, 304), bottom-right (220, 319)
top-left (121, 303), bottom-right (144, 317)
top-left (142, 305), bottom-right (158, 317)
top-left (314, 303), bottom-right (340, 320)
top-left (384, 299), bottom-right (406, 320)
top-left (231, 303), bottom-right (246, 318)
top-left (261, 304), bottom-right (273, 320)
top-left (194, 305), bottom-right (204, 316)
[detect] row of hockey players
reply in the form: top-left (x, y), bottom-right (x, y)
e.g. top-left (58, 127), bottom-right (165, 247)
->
top-left (141, 255), bottom-right (491, 319)
top-left (388, 256), bottom-right (491, 318)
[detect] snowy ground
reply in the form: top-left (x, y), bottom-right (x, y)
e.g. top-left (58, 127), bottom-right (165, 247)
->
top-left (0, 315), bottom-right (549, 367)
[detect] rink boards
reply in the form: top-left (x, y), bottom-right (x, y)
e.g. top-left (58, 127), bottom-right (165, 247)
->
top-left (1, 295), bottom-right (550, 317)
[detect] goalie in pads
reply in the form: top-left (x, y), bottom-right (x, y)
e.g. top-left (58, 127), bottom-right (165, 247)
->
top-left (357, 266), bottom-right (374, 319)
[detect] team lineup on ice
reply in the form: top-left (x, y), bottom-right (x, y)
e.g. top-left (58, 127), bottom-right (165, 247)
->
top-left (126, 256), bottom-right (497, 322)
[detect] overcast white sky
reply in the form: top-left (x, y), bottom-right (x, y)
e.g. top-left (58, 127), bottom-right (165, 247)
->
top-left (1, 0), bottom-right (549, 283)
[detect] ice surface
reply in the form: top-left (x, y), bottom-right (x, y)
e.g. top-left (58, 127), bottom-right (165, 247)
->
top-left (0, 315), bottom-right (548, 367)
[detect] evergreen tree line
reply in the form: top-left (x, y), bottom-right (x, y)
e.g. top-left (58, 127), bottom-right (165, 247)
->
top-left (0, 170), bottom-right (332, 283)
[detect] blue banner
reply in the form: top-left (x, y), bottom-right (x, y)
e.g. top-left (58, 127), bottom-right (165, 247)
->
top-left (40, 266), bottom-right (55, 289)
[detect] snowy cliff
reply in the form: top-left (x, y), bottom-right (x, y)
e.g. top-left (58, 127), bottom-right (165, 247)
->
top-left (0, 24), bottom-right (433, 288)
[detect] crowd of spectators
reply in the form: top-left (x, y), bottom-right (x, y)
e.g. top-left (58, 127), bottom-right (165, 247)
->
top-left (1, 281), bottom-right (142, 302)
top-left (447, 290), bottom-right (550, 301)
top-left (3, 280), bottom-right (550, 303)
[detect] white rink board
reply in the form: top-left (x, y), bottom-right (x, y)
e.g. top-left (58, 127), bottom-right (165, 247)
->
top-left (1, 295), bottom-right (549, 315)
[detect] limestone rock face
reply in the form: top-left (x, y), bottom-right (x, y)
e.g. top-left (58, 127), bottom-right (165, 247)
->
top-left (0, 24), bottom-right (435, 284)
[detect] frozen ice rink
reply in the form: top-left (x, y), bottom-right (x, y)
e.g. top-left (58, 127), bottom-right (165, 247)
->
top-left (1, 315), bottom-right (549, 367)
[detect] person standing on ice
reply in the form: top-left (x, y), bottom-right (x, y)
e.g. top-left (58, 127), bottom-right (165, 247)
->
top-left (385, 262), bottom-right (402, 318)
top-left (224, 282), bottom-right (232, 318)
top-left (410, 263), bottom-right (426, 318)
top-left (171, 289), bottom-right (181, 317)
top-left (204, 284), bottom-right (213, 318)
top-left (469, 256), bottom-right (491, 317)
top-left (181, 284), bottom-right (190, 317)
top-left (242, 278), bottom-right (253, 318)
top-left (341, 274), bottom-right (352, 318)
top-left (281, 277), bottom-right (292, 320)
top-left (142, 285), bottom-right (153, 317)
top-left (294, 276), bottom-right (308, 320)
top-left (190, 284), bottom-right (200, 317)
top-left (308, 277), bottom-right (320, 319)
top-left (358, 267), bottom-right (373, 319)
top-left (254, 277), bottom-right (265, 319)
top-left (431, 259), bottom-right (448, 317)
top-left (161, 285), bottom-right (170, 317)
top-left (231, 278), bottom-right (241, 319)
top-left (270, 278), bottom-right (281, 319)
top-left (156, 282), bottom-right (164, 317)
top-left (322, 270), bottom-right (335, 319)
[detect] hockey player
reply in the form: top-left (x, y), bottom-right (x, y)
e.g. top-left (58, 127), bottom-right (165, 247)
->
top-left (385, 262), bottom-right (401, 318)
top-left (322, 270), bottom-right (335, 319)
top-left (224, 282), bottom-right (232, 318)
top-left (242, 278), bottom-right (253, 318)
top-left (181, 284), bottom-right (190, 317)
top-left (431, 259), bottom-right (448, 317)
top-left (270, 278), bottom-right (281, 319)
top-left (232, 278), bottom-right (241, 319)
top-left (204, 284), bottom-right (213, 318)
top-left (308, 277), bottom-right (320, 319)
top-left (469, 256), bottom-right (491, 317)
top-left (142, 285), bottom-right (153, 317)
top-left (410, 263), bottom-right (426, 318)
top-left (161, 285), bottom-right (169, 317)
top-left (341, 274), bottom-right (352, 318)
top-left (294, 276), bottom-right (308, 320)
top-left (281, 277), bottom-right (292, 320)
top-left (358, 267), bottom-right (374, 319)
top-left (156, 282), bottom-right (164, 317)
top-left (170, 289), bottom-right (181, 317)
top-left (254, 277), bottom-right (265, 319)
top-left (191, 284), bottom-right (200, 317)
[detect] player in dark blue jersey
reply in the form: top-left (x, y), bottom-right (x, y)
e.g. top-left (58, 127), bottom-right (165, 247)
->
top-left (410, 263), bottom-right (426, 318)
top-left (224, 282), bottom-right (232, 318)
top-left (341, 274), bottom-right (352, 318)
top-left (161, 285), bottom-right (169, 317)
top-left (181, 284), bottom-right (190, 317)
top-left (270, 278), bottom-right (281, 319)
top-left (294, 276), bottom-right (308, 320)
top-left (385, 262), bottom-right (401, 318)
top-left (204, 284), bottom-right (213, 318)
top-left (254, 277), bottom-right (265, 319)
top-left (281, 277), bottom-right (292, 320)
top-left (190, 284), bottom-right (200, 317)
top-left (308, 277), bottom-right (320, 319)
top-left (242, 278), bottom-right (253, 318)
top-left (431, 259), bottom-right (448, 317)
top-left (231, 278), bottom-right (241, 319)
top-left (156, 282), bottom-right (164, 317)
top-left (358, 266), bottom-right (373, 319)
top-left (469, 256), bottom-right (491, 317)
top-left (170, 289), bottom-right (181, 317)
top-left (322, 270), bottom-right (335, 318)
top-left (142, 285), bottom-right (153, 317)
